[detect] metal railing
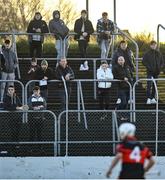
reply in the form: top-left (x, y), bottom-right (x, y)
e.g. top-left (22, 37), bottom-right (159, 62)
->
top-left (157, 24), bottom-right (165, 50)
top-left (0, 80), bottom-right (24, 105)
top-left (0, 110), bottom-right (58, 156)
top-left (57, 109), bottom-right (165, 156)
top-left (0, 30), bottom-right (139, 79)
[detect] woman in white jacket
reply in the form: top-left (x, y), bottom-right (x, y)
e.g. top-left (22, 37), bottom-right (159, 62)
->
top-left (97, 60), bottom-right (113, 110)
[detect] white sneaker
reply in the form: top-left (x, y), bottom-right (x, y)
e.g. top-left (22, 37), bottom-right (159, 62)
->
top-left (151, 98), bottom-right (157, 104)
top-left (128, 99), bottom-right (133, 104)
top-left (79, 64), bottom-right (85, 71)
top-left (116, 98), bottom-right (121, 104)
top-left (146, 98), bottom-right (151, 104)
top-left (83, 61), bottom-right (89, 70)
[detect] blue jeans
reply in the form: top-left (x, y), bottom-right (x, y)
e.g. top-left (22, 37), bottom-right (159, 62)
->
top-left (99, 39), bottom-right (112, 59)
top-left (55, 39), bottom-right (69, 61)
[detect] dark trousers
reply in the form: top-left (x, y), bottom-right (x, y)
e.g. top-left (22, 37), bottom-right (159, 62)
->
top-left (29, 41), bottom-right (42, 58)
top-left (29, 115), bottom-right (43, 141)
top-left (78, 40), bottom-right (88, 61)
top-left (117, 89), bottom-right (129, 110)
top-left (98, 88), bottom-right (110, 110)
top-left (146, 73), bottom-right (158, 99)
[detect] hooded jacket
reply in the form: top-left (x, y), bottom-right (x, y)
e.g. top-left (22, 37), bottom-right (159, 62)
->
top-left (49, 10), bottom-right (69, 40)
top-left (0, 47), bottom-right (17, 73)
top-left (27, 13), bottom-right (49, 43)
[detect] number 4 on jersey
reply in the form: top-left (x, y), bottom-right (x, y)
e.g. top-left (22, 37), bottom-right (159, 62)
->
top-left (130, 146), bottom-right (141, 162)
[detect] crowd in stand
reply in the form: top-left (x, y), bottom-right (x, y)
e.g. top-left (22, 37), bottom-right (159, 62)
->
top-left (0, 9), bottom-right (164, 114)
top-left (0, 9), bottom-right (164, 165)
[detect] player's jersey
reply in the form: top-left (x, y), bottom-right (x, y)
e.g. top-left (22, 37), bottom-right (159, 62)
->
top-left (116, 137), bottom-right (153, 179)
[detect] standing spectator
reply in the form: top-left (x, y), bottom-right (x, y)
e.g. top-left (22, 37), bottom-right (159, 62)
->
top-left (74, 10), bottom-right (94, 71)
top-left (112, 40), bottom-right (135, 80)
top-left (49, 10), bottom-right (69, 62)
top-left (0, 39), bottom-right (17, 102)
top-left (55, 58), bottom-right (75, 111)
top-left (96, 12), bottom-right (114, 59)
top-left (142, 40), bottom-right (164, 104)
top-left (112, 56), bottom-right (132, 120)
top-left (35, 59), bottom-right (54, 101)
top-left (27, 57), bottom-right (40, 94)
top-left (106, 122), bottom-right (155, 179)
top-left (97, 60), bottom-right (113, 110)
top-left (28, 86), bottom-right (46, 141)
top-left (27, 12), bottom-right (49, 58)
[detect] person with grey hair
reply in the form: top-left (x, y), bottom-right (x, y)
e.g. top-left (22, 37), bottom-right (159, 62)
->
top-left (0, 39), bottom-right (18, 103)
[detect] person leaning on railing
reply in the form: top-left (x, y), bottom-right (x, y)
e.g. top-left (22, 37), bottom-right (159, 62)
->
top-left (3, 85), bottom-right (28, 156)
top-left (28, 86), bottom-right (46, 142)
top-left (96, 12), bottom-right (115, 59)
top-left (55, 58), bottom-right (75, 112)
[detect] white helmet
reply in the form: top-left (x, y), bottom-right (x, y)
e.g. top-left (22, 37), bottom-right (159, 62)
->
top-left (119, 123), bottom-right (136, 140)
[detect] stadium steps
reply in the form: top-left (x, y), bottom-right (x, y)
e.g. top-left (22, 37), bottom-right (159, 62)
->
top-left (1, 57), bottom-right (165, 156)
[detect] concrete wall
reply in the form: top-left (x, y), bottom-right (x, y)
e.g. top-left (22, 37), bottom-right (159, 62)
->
top-left (0, 156), bottom-right (164, 179)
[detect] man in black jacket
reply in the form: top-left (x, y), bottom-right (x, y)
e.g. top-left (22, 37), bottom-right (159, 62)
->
top-left (142, 41), bottom-right (164, 104)
top-left (35, 59), bottom-right (54, 101)
top-left (3, 85), bottom-right (24, 143)
top-left (112, 56), bottom-right (132, 120)
top-left (27, 12), bottom-right (49, 58)
top-left (56, 58), bottom-right (75, 111)
top-left (74, 10), bottom-right (94, 70)
top-left (112, 40), bottom-right (135, 80)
